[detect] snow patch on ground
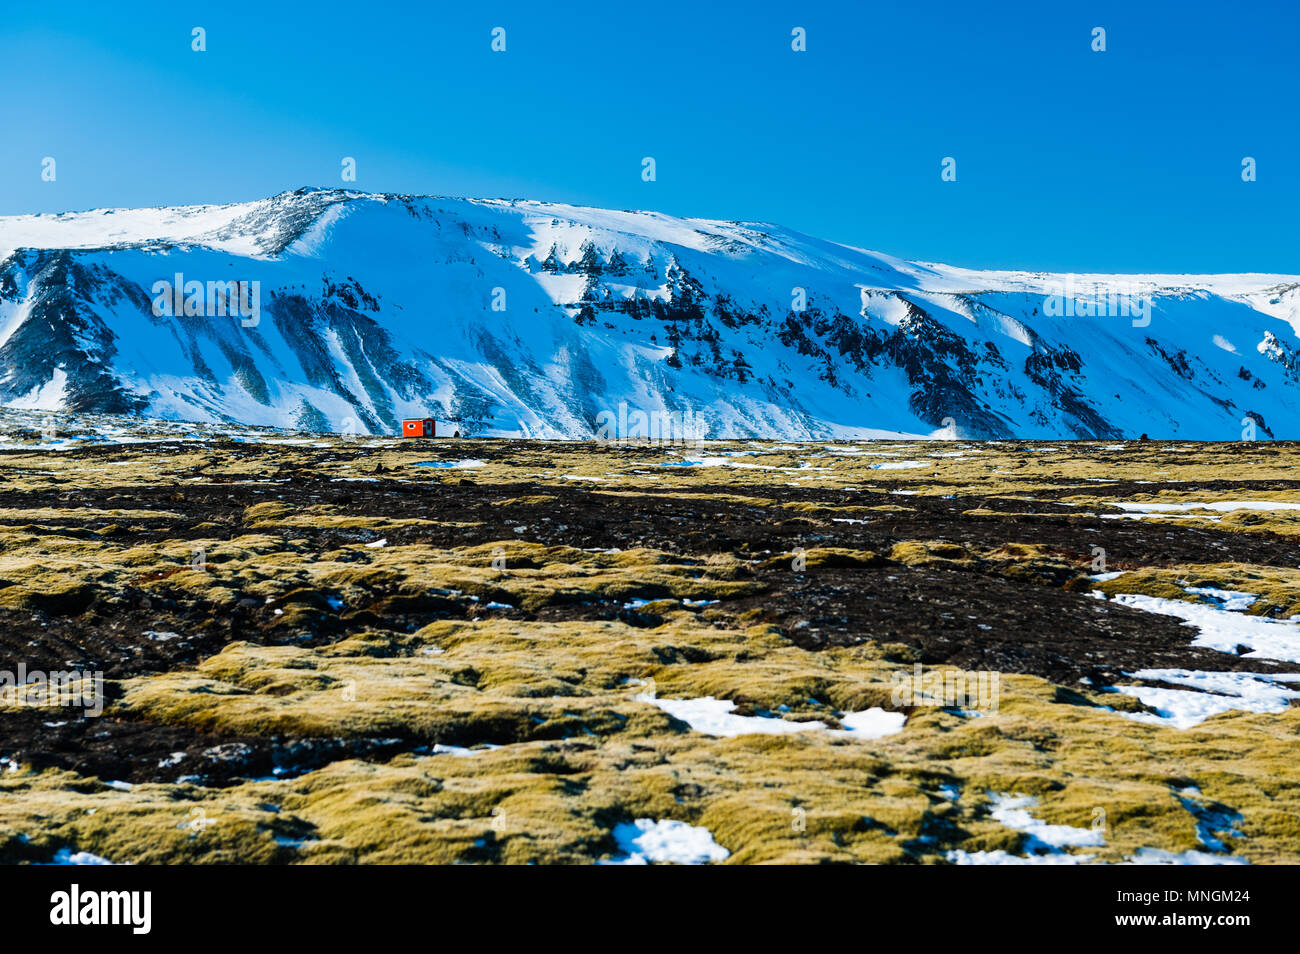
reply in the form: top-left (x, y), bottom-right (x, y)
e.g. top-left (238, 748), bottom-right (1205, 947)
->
top-left (1095, 584), bottom-right (1300, 726)
top-left (944, 792), bottom-right (1246, 865)
top-left (990, 793), bottom-right (1104, 850)
top-left (637, 694), bottom-right (904, 739)
top-left (1182, 586), bottom-right (1259, 612)
top-left (428, 743), bottom-right (499, 757)
top-left (945, 793), bottom-right (1098, 865)
top-left (413, 459), bottom-right (485, 469)
top-left (945, 849), bottom-right (1087, 865)
top-left (835, 708), bottom-right (909, 738)
top-left (1126, 848), bottom-right (1247, 865)
top-left (48, 847), bottom-right (114, 865)
top-left (1111, 500), bottom-right (1300, 514)
top-left (602, 818), bottom-right (729, 865)
top-left (1110, 591), bottom-right (1300, 663)
top-left (1112, 669), bottom-right (1300, 729)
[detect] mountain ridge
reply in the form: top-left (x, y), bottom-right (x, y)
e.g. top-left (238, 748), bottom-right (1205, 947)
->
top-left (1, 188), bottom-right (1297, 440)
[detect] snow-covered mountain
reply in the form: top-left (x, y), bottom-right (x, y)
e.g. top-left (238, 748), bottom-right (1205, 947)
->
top-left (1, 187), bottom-right (1297, 439)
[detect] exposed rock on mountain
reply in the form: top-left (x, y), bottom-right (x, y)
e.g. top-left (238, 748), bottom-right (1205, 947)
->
top-left (1, 188), bottom-right (1297, 439)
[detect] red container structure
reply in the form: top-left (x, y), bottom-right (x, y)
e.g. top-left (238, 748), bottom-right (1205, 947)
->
top-left (402, 418), bottom-right (435, 438)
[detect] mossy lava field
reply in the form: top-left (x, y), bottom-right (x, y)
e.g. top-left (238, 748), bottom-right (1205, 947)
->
top-left (2, 411), bottom-right (1300, 864)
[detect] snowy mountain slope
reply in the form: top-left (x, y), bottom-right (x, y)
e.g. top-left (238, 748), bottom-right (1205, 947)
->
top-left (1, 187), bottom-right (1297, 439)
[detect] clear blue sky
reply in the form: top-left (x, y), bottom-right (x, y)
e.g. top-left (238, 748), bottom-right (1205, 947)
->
top-left (2, 0), bottom-right (1296, 273)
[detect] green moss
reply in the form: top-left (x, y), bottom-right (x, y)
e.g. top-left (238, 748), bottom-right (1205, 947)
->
top-left (3, 435), bottom-right (1300, 863)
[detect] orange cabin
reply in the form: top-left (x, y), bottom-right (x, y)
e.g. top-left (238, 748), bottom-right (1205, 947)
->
top-left (401, 418), bottom-right (435, 438)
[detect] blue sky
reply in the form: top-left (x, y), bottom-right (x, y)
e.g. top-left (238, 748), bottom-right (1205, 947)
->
top-left (1, 0), bottom-right (1296, 272)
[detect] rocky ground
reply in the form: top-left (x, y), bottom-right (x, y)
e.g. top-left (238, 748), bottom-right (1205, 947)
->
top-left (1, 409), bottom-right (1299, 864)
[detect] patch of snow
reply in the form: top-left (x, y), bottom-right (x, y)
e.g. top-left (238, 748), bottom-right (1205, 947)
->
top-left (833, 707), bottom-right (909, 739)
top-left (1112, 669), bottom-right (1300, 729)
top-left (603, 818), bottom-right (729, 865)
top-left (1111, 500), bottom-right (1300, 514)
top-left (1126, 848), bottom-right (1247, 865)
top-left (8, 368), bottom-right (69, 411)
top-left (639, 694), bottom-right (827, 736)
top-left (1183, 586), bottom-right (1258, 612)
top-left (1109, 592), bottom-right (1300, 663)
top-left (48, 847), bottom-right (114, 865)
top-left (414, 459), bottom-right (485, 469)
top-left (638, 694), bottom-right (904, 740)
top-left (989, 793), bottom-right (1104, 850)
top-left (429, 743), bottom-right (498, 757)
top-left (944, 792), bottom-right (1102, 865)
top-left (946, 849), bottom-right (1091, 865)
